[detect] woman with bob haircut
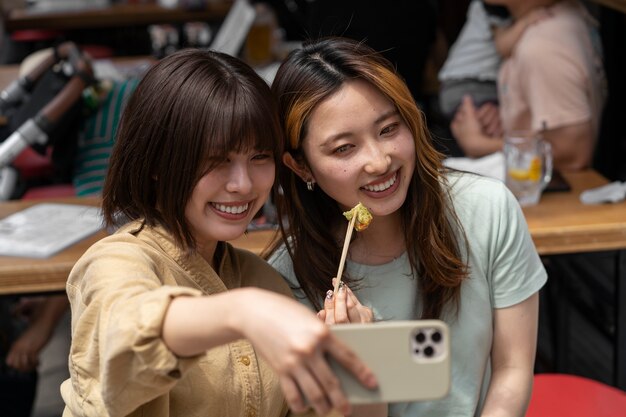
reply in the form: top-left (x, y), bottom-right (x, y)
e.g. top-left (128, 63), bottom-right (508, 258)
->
top-left (60, 48), bottom-right (380, 417)
top-left (269, 37), bottom-right (547, 417)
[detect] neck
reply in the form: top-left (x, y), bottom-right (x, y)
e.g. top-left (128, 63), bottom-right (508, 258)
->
top-left (197, 240), bottom-right (219, 268)
top-left (346, 212), bottom-right (406, 265)
top-left (509, 0), bottom-right (561, 19)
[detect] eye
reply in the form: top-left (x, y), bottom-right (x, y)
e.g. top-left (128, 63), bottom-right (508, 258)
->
top-left (333, 144), bottom-right (353, 154)
top-left (251, 151), bottom-right (273, 162)
top-left (381, 123), bottom-right (399, 136)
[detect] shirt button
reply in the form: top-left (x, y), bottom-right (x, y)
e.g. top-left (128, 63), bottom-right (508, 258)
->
top-left (240, 356), bottom-right (251, 366)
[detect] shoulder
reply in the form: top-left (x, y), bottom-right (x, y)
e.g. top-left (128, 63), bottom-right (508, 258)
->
top-left (446, 172), bottom-right (512, 206)
top-left (515, 4), bottom-right (588, 59)
top-left (445, 172), bottom-right (520, 231)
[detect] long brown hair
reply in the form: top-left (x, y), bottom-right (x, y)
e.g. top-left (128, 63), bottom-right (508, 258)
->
top-left (102, 49), bottom-right (283, 251)
top-left (270, 38), bottom-right (468, 318)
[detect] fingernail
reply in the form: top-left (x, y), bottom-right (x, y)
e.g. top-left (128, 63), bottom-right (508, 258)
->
top-left (338, 281), bottom-right (345, 293)
top-left (326, 290), bottom-right (334, 300)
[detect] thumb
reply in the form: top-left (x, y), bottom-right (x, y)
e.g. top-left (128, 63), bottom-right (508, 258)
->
top-left (462, 95), bottom-right (477, 115)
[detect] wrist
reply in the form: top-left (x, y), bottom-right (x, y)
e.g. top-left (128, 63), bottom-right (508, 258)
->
top-left (225, 287), bottom-right (263, 340)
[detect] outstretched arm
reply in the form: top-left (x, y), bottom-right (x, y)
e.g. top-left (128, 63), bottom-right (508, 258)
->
top-left (162, 287), bottom-right (379, 417)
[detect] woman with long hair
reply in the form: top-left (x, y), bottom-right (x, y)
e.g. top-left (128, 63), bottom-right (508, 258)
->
top-left (269, 37), bottom-right (547, 416)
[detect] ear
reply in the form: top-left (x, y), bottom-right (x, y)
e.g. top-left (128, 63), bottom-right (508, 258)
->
top-left (283, 152), bottom-right (313, 183)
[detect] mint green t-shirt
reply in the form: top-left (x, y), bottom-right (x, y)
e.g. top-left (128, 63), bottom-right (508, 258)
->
top-left (268, 173), bottom-right (547, 417)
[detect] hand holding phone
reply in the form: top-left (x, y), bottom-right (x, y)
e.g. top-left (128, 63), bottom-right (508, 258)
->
top-left (328, 320), bottom-right (451, 404)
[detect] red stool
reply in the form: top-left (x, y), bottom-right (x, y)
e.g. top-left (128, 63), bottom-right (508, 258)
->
top-left (527, 374), bottom-right (626, 417)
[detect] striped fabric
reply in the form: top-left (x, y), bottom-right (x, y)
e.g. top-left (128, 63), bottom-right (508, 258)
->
top-left (73, 79), bottom-right (139, 196)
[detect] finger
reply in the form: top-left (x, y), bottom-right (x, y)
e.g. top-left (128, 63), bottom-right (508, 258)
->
top-left (325, 335), bottom-right (378, 390)
top-left (461, 95), bottom-right (474, 112)
top-left (323, 290), bottom-right (335, 325)
top-left (477, 104), bottom-right (497, 125)
top-left (280, 375), bottom-right (307, 414)
top-left (309, 354), bottom-right (351, 416)
top-left (292, 366), bottom-right (332, 416)
top-left (344, 286), bottom-right (362, 323)
top-left (333, 283), bottom-right (349, 323)
top-left (317, 309), bottom-right (326, 322)
top-left (346, 287), bottom-right (374, 323)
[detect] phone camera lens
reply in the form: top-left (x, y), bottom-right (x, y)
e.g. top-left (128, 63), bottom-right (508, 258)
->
top-left (424, 346), bottom-right (434, 357)
top-left (431, 331), bottom-right (442, 343)
top-left (415, 331), bottom-right (426, 344)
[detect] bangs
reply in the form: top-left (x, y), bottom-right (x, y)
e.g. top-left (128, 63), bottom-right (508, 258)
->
top-left (200, 80), bottom-right (281, 170)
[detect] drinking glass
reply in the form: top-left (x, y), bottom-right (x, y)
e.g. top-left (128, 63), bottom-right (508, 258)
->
top-left (503, 131), bottom-right (553, 206)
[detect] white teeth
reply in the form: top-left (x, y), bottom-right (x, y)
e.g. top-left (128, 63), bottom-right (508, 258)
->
top-left (363, 173), bottom-right (397, 192)
top-left (211, 203), bottom-right (249, 214)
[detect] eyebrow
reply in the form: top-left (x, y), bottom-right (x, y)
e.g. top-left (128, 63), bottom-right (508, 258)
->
top-left (320, 108), bottom-right (400, 147)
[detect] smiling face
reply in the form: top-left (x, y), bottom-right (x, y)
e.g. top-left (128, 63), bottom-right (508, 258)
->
top-left (295, 79), bottom-right (416, 219)
top-left (185, 150), bottom-right (274, 255)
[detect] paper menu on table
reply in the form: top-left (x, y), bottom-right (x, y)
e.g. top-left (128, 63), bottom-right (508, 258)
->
top-left (0, 203), bottom-right (103, 258)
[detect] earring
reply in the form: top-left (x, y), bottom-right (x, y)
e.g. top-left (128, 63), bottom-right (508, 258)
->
top-left (306, 180), bottom-right (315, 191)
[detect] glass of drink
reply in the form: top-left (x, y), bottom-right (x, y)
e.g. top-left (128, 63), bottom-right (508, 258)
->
top-left (503, 131), bottom-right (553, 206)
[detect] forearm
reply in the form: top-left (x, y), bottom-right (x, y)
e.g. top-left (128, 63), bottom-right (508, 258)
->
top-left (480, 365), bottom-right (533, 417)
top-left (162, 288), bottom-right (255, 357)
top-left (460, 133), bottom-right (503, 158)
top-left (31, 294), bottom-right (69, 335)
top-left (543, 123), bottom-right (594, 171)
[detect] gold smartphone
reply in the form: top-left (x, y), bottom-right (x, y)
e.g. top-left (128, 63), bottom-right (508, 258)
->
top-left (329, 320), bottom-right (450, 404)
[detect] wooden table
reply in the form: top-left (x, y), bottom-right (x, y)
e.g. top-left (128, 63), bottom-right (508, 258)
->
top-left (4, 1), bottom-right (233, 32)
top-left (524, 170), bottom-right (626, 255)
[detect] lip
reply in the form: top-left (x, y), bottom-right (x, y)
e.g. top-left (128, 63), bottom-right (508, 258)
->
top-left (360, 170), bottom-right (400, 199)
top-left (209, 200), bottom-right (252, 221)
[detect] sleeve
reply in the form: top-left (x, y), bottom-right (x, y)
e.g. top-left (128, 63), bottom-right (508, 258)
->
top-left (517, 35), bottom-right (592, 131)
top-left (65, 240), bottom-right (203, 416)
top-left (488, 182), bottom-right (548, 308)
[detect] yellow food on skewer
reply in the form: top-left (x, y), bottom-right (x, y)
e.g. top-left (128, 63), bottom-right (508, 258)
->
top-left (335, 203), bottom-right (373, 293)
top-left (342, 202), bottom-right (373, 231)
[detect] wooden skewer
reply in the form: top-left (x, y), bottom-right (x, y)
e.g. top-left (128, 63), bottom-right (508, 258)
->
top-left (334, 214), bottom-right (357, 294)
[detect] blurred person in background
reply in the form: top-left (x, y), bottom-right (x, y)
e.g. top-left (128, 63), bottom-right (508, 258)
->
top-left (451, 0), bottom-right (606, 171)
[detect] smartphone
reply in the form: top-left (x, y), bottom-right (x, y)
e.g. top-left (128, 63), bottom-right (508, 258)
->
top-left (328, 320), bottom-right (450, 404)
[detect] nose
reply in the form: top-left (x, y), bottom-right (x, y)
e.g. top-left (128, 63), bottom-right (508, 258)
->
top-left (225, 161), bottom-right (253, 194)
top-left (363, 141), bottom-right (392, 175)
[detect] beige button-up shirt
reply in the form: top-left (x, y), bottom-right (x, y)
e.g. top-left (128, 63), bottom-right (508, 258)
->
top-left (61, 221), bottom-right (317, 417)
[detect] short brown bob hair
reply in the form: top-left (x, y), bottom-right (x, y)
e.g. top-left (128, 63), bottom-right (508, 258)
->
top-left (102, 49), bottom-right (283, 250)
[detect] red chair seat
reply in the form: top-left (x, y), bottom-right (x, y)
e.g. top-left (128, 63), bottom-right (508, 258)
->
top-left (527, 374), bottom-right (626, 417)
